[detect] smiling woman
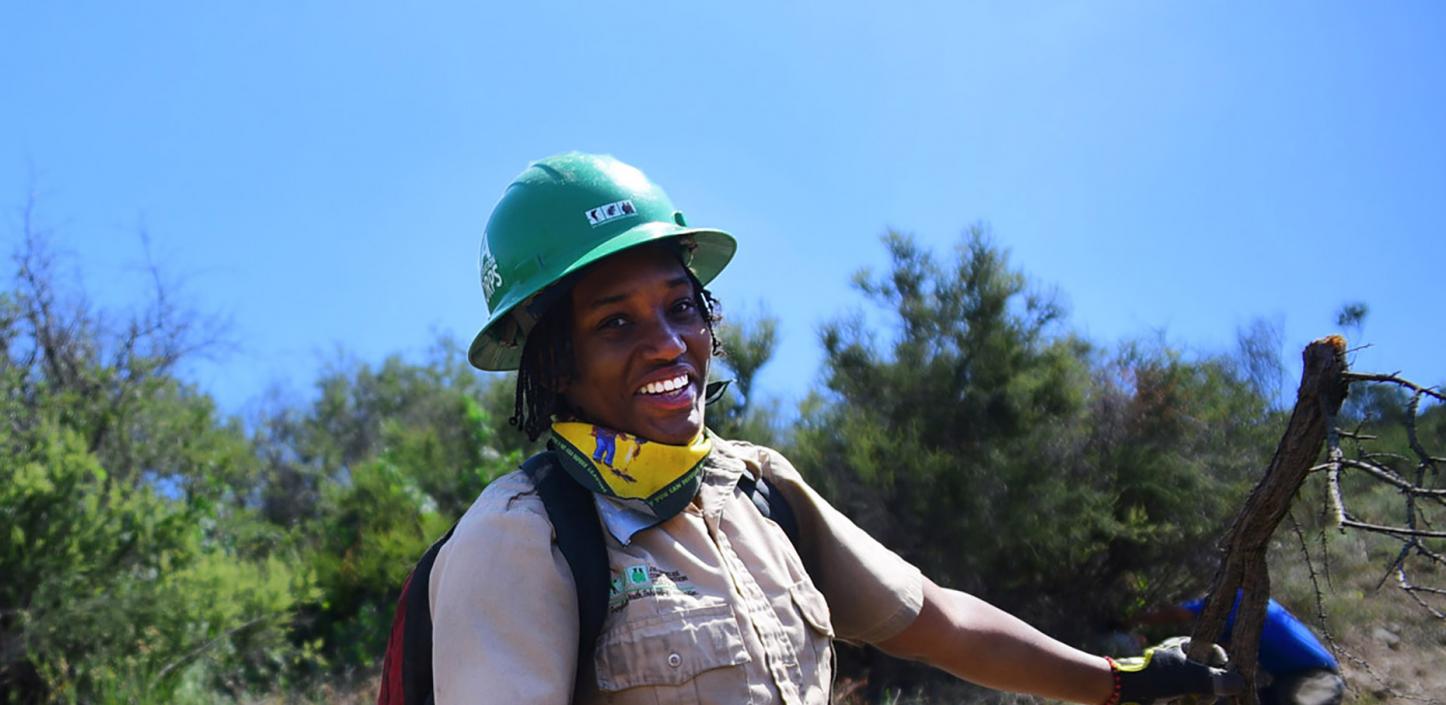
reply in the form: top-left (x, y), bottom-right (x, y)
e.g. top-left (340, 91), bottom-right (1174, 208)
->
top-left (380, 153), bottom-right (1242, 705)
top-left (516, 244), bottom-right (721, 446)
top-left (558, 246), bottom-right (713, 443)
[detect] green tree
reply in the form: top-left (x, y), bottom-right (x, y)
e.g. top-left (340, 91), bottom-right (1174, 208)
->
top-left (788, 228), bottom-right (1273, 699)
top-left (258, 340), bottom-right (526, 674)
top-left (1, 206), bottom-right (304, 704)
top-left (709, 306), bottom-right (784, 446)
top-left (1088, 339), bottom-right (1276, 612)
top-left (793, 228), bottom-right (1100, 603)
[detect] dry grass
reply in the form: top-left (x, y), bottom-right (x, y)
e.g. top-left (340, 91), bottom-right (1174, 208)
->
top-left (244, 674), bottom-right (378, 705)
top-left (1271, 503), bottom-right (1445, 705)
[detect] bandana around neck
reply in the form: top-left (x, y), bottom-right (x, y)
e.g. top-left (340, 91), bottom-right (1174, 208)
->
top-left (550, 421), bottom-right (712, 523)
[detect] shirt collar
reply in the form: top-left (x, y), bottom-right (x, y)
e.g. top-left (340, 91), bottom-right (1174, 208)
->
top-left (593, 493), bottom-right (657, 546)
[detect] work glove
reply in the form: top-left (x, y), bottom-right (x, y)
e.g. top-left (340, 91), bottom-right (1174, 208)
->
top-left (1110, 637), bottom-right (1244, 705)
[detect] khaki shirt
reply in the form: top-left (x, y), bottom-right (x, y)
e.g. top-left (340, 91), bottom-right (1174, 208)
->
top-left (429, 436), bottom-right (924, 704)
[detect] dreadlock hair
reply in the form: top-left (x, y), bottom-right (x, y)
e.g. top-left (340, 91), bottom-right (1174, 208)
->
top-left (509, 256), bottom-right (723, 442)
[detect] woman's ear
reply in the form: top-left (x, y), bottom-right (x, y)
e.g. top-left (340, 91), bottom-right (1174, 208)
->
top-left (552, 374), bottom-right (580, 417)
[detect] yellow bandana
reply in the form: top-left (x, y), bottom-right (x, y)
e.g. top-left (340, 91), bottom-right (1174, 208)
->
top-left (550, 421), bottom-right (712, 522)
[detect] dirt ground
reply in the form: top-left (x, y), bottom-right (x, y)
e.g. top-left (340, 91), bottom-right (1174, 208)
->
top-left (1335, 607), bottom-right (1445, 705)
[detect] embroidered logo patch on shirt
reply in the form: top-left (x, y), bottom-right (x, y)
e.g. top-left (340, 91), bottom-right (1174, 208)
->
top-left (608, 565), bottom-right (697, 610)
top-left (626, 564), bottom-right (651, 588)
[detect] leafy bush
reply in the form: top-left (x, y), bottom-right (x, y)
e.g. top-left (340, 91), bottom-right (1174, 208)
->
top-left (259, 346), bottom-right (528, 677)
top-left (0, 231), bottom-right (306, 703)
top-left (787, 229), bottom-right (1276, 697)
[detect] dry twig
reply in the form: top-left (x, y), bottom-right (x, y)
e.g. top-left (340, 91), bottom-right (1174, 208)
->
top-left (1321, 374), bottom-right (1445, 621)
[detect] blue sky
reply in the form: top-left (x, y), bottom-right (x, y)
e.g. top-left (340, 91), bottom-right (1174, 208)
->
top-left (3, 2), bottom-right (1443, 416)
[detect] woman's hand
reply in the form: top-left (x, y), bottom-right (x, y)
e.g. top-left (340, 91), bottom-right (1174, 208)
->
top-left (1111, 637), bottom-right (1242, 705)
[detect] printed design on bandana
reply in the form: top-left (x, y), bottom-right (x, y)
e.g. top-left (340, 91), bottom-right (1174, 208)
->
top-left (549, 422), bottom-right (710, 525)
top-left (607, 565), bottom-right (697, 611)
top-left (592, 427), bottom-right (617, 465)
top-left (590, 427), bottom-right (649, 483)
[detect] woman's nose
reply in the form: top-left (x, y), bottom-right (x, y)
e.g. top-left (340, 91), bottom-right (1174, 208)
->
top-left (639, 315), bottom-right (688, 361)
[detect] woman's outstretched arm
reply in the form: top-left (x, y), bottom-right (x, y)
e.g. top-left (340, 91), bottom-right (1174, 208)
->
top-left (876, 579), bottom-right (1114, 704)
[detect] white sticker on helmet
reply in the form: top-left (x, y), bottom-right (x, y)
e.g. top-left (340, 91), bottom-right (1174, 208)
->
top-left (585, 199), bottom-right (637, 227)
top-left (480, 239), bottom-right (502, 302)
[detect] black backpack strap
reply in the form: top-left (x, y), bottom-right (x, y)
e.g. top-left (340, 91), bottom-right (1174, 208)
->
top-left (736, 472), bottom-right (800, 548)
top-left (382, 523), bottom-right (456, 705)
top-left (380, 452), bottom-right (608, 705)
top-left (523, 451), bottom-right (609, 703)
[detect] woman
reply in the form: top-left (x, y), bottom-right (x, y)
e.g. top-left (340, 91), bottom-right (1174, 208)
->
top-left (429, 153), bottom-right (1238, 704)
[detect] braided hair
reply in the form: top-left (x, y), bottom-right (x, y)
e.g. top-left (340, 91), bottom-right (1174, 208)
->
top-left (509, 260), bottom-right (723, 441)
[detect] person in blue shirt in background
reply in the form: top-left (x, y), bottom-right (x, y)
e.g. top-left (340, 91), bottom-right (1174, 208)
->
top-left (1140, 592), bottom-right (1344, 705)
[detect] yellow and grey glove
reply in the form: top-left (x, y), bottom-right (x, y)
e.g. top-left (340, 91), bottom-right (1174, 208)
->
top-left (1110, 637), bottom-right (1243, 705)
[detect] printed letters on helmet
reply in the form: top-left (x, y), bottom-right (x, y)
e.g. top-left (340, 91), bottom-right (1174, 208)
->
top-left (480, 240), bottom-right (503, 302)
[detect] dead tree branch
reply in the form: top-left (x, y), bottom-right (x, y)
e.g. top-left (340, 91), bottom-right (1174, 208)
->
top-left (1190, 336), bottom-right (1444, 701)
top-left (1320, 374), bottom-right (1445, 622)
top-left (1187, 336), bottom-right (1349, 705)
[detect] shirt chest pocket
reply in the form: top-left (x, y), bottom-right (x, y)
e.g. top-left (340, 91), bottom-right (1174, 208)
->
top-left (594, 602), bottom-right (751, 693)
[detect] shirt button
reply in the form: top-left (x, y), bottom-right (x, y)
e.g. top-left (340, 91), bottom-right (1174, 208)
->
top-left (667, 653), bottom-right (682, 668)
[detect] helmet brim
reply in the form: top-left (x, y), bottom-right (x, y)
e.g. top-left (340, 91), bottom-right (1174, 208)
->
top-left (467, 224), bottom-right (735, 371)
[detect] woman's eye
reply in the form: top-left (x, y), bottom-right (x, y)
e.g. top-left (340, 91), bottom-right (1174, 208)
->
top-left (598, 315), bottom-right (629, 330)
top-left (671, 298), bottom-right (697, 315)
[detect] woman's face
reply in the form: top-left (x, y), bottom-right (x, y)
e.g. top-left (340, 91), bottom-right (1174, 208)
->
top-left (560, 246), bottom-right (711, 445)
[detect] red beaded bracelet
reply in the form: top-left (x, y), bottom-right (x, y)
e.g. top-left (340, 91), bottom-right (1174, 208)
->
top-left (1100, 656), bottom-right (1122, 705)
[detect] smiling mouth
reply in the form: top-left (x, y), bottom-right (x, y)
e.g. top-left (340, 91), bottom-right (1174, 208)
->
top-left (637, 373), bottom-right (690, 396)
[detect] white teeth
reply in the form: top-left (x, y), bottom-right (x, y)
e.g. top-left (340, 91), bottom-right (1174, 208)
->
top-left (639, 374), bottom-right (689, 395)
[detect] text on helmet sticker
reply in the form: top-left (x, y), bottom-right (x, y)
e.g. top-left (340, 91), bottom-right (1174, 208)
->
top-left (585, 199), bottom-right (637, 227)
top-left (480, 239), bottom-right (502, 302)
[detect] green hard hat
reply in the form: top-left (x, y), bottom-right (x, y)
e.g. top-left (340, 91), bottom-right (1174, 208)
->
top-left (467, 152), bottom-right (736, 371)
